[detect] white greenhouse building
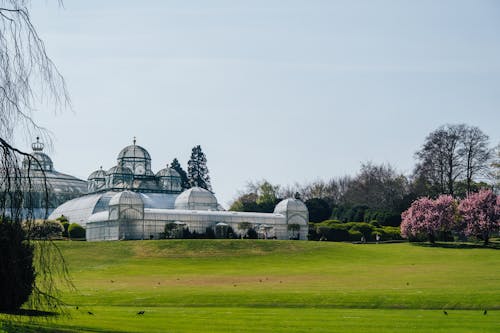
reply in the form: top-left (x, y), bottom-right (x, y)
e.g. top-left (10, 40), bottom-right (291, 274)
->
top-left (49, 140), bottom-right (309, 241)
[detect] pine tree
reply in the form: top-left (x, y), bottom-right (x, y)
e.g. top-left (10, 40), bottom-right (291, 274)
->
top-left (170, 158), bottom-right (190, 190)
top-left (187, 145), bottom-right (212, 191)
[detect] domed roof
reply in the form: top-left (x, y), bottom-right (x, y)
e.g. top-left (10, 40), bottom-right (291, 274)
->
top-left (117, 139), bottom-right (151, 161)
top-left (23, 152), bottom-right (53, 171)
top-left (88, 167), bottom-right (106, 180)
top-left (156, 167), bottom-right (181, 178)
top-left (174, 187), bottom-right (218, 210)
top-left (109, 190), bottom-right (144, 206)
top-left (274, 198), bottom-right (308, 215)
top-left (106, 165), bottom-right (133, 175)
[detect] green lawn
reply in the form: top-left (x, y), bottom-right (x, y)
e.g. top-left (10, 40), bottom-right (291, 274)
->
top-left (1, 240), bottom-right (499, 332)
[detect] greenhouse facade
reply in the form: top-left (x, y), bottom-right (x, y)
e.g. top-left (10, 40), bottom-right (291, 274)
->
top-left (49, 140), bottom-right (309, 241)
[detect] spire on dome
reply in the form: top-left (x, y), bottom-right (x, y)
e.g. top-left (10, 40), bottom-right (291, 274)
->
top-left (32, 137), bottom-right (44, 151)
top-left (133, 136), bottom-right (136, 145)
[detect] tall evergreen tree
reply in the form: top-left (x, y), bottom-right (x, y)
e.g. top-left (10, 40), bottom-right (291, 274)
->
top-left (170, 158), bottom-right (190, 190)
top-left (187, 145), bottom-right (212, 191)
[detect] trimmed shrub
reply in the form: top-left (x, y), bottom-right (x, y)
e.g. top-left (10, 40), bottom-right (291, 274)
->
top-left (317, 225), bottom-right (350, 241)
top-left (348, 230), bottom-right (363, 241)
top-left (381, 226), bottom-right (402, 240)
top-left (68, 223), bottom-right (85, 239)
top-left (349, 222), bottom-right (375, 240)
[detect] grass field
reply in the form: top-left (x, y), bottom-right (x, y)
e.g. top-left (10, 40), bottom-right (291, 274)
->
top-left (1, 240), bottom-right (499, 332)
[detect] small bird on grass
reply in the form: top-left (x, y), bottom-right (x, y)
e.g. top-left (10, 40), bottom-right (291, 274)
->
top-left (484, 310), bottom-right (488, 315)
top-left (88, 311), bottom-right (94, 315)
top-left (137, 311), bottom-right (145, 315)
top-left (443, 311), bottom-right (448, 315)
top-left (75, 306), bottom-right (79, 310)
top-left (110, 280), bottom-right (115, 283)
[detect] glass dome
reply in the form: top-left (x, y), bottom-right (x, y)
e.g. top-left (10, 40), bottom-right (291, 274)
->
top-left (174, 187), bottom-right (218, 210)
top-left (88, 167), bottom-right (107, 193)
top-left (156, 167), bottom-right (182, 193)
top-left (117, 138), bottom-right (152, 176)
top-left (105, 165), bottom-right (133, 190)
top-left (88, 167), bottom-right (106, 180)
top-left (22, 152), bottom-right (53, 171)
top-left (117, 144), bottom-right (151, 161)
top-left (273, 198), bottom-right (308, 215)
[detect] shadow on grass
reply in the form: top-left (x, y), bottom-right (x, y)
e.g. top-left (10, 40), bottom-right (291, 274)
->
top-left (410, 241), bottom-right (500, 250)
top-left (0, 309), bottom-right (58, 317)
top-left (1, 321), bottom-right (128, 333)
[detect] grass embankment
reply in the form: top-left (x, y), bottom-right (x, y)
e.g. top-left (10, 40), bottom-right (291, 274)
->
top-left (1, 240), bottom-right (499, 332)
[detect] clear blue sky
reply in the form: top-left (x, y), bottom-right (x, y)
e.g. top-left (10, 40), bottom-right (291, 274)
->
top-left (29, 0), bottom-right (500, 207)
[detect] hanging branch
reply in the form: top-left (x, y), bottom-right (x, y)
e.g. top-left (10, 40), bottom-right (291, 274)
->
top-left (0, 0), bottom-right (73, 313)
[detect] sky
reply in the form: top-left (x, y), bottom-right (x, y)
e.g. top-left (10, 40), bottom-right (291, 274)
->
top-left (25, 0), bottom-right (500, 207)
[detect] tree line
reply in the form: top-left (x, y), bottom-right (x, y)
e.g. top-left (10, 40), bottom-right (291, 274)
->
top-left (231, 124), bottom-right (499, 230)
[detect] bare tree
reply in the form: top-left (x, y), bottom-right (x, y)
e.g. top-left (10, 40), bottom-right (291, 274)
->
top-left (1, 0), bottom-right (72, 312)
top-left (459, 126), bottom-right (491, 194)
top-left (415, 124), bottom-right (493, 197)
top-left (415, 124), bottom-right (465, 196)
top-left (342, 162), bottom-right (408, 211)
top-left (491, 143), bottom-right (500, 194)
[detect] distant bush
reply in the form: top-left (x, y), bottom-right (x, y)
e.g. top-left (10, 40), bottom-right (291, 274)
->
top-left (28, 220), bottom-right (63, 239)
top-left (68, 223), bottom-right (85, 239)
top-left (309, 221), bottom-right (401, 242)
top-left (205, 227), bottom-right (215, 239)
top-left (61, 221), bottom-right (69, 238)
top-left (246, 228), bottom-right (258, 239)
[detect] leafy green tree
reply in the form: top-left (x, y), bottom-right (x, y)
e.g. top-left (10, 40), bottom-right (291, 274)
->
top-left (256, 181), bottom-right (279, 212)
top-left (305, 198), bottom-right (331, 222)
top-left (187, 145), bottom-right (212, 191)
top-left (230, 193), bottom-right (260, 212)
top-left (170, 158), bottom-right (190, 190)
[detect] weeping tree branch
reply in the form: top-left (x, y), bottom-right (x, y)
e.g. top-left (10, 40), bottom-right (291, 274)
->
top-left (0, 0), bottom-right (73, 313)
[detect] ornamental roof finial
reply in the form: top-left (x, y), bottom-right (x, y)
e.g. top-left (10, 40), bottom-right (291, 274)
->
top-left (133, 136), bottom-right (136, 145)
top-left (32, 136), bottom-right (44, 152)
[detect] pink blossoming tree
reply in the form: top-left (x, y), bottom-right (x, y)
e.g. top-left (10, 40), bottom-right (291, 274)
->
top-left (401, 195), bottom-right (456, 243)
top-left (458, 189), bottom-right (500, 245)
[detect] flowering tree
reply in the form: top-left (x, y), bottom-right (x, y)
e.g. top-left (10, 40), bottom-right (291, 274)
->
top-left (401, 195), bottom-right (456, 243)
top-left (458, 189), bottom-right (499, 245)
